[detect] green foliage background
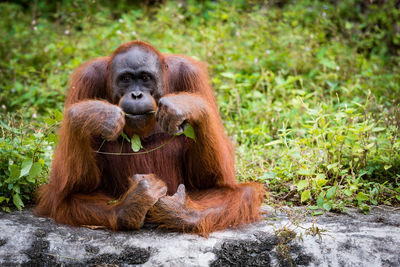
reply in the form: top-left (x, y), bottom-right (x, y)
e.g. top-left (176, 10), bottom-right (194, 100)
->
top-left (1, 0), bottom-right (399, 212)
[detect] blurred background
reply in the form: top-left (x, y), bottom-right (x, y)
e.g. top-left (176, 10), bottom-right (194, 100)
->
top-left (0, 0), bottom-right (399, 213)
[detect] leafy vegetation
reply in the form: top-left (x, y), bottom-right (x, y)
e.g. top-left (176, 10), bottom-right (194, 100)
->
top-left (1, 0), bottom-right (399, 212)
top-left (0, 112), bottom-right (61, 211)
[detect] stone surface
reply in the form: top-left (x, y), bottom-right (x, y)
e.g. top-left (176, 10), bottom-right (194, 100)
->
top-left (0, 206), bottom-right (399, 266)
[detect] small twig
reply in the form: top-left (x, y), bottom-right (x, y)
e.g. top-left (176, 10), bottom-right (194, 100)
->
top-left (97, 139), bottom-right (106, 152)
top-left (95, 135), bottom-right (176, 156)
top-left (120, 137), bottom-right (124, 154)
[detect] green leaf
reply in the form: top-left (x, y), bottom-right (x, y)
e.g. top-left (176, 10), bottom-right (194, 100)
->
top-left (182, 124), bottom-right (195, 140)
top-left (130, 134), bottom-right (142, 152)
top-left (2, 207), bottom-right (11, 212)
top-left (14, 185), bottom-right (20, 194)
top-left (108, 199), bottom-right (119, 205)
top-left (327, 162), bottom-right (338, 171)
top-left (326, 186), bottom-right (336, 200)
top-left (0, 197), bottom-right (6, 203)
top-left (44, 118), bottom-right (56, 126)
top-left (20, 158), bottom-right (33, 178)
top-left (258, 172), bottom-right (276, 181)
top-left (356, 192), bottom-right (369, 202)
top-left (317, 195), bottom-right (324, 207)
top-left (265, 140), bottom-right (282, 146)
top-left (8, 164), bottom-right (20, 180)
top-left (317, 179), bottom-right (328, 187)
top-left (298, 169), bottom-right (312, 176)
top-left (384, 165), bottom-right (392, 170)
top-left (308, 205), bottom-right (319, 210)
top-left (121, 132), bottom-right (131, 142)
top-left (336, 135), bottom-right (346, 142)
top-left (29, 162), bottom-right (42, 179)
top-left (323, 202), bottom-right (332, 211)
top-left (54, 110), bottom-right (63, 121)
top-left (12, 194), bottom-right (24, 210)
top-left (0, 121), bottom-right (21, 133)
top-left (360, 204), bottom-right (370, 213)
top-left (220, 72), bottom-right (235, 79)
top-left (301, 190), bottom-right (311, 202)
top-left (372, 127), bottom-right (385, 132)
top-left (46, 133), bottom-right (58, 144)
top-left (365, 143), bottom-right (374, 150)
top-left (312, 211), bottom-right (324, 216)
top-left (297, 180), bottom-right (309, 191)
top-left (344, 189), bottom-right (353, 196)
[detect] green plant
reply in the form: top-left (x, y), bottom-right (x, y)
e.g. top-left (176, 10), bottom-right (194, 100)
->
top-left (0, 111), bottom-right (61, 211)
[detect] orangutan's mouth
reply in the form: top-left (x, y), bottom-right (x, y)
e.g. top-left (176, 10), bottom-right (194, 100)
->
top-left (125, 110), bottom-right (156, 120)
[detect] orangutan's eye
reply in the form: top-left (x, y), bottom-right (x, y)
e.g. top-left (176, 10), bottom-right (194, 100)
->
top-left (141, 74), bottom-right (150, 82)
top-left (120, 74), bottom-right (131, 83)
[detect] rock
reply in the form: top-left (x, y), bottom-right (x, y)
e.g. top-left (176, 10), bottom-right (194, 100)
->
top-left (0, 206), bottom-right (399, 266)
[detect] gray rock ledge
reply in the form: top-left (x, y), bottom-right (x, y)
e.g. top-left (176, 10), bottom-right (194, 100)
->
top-left (0, 206), bottom-right (399, 266)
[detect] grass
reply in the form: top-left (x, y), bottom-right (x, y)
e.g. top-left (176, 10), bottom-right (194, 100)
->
top-left (0, 0), bottom-right (399, 212)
